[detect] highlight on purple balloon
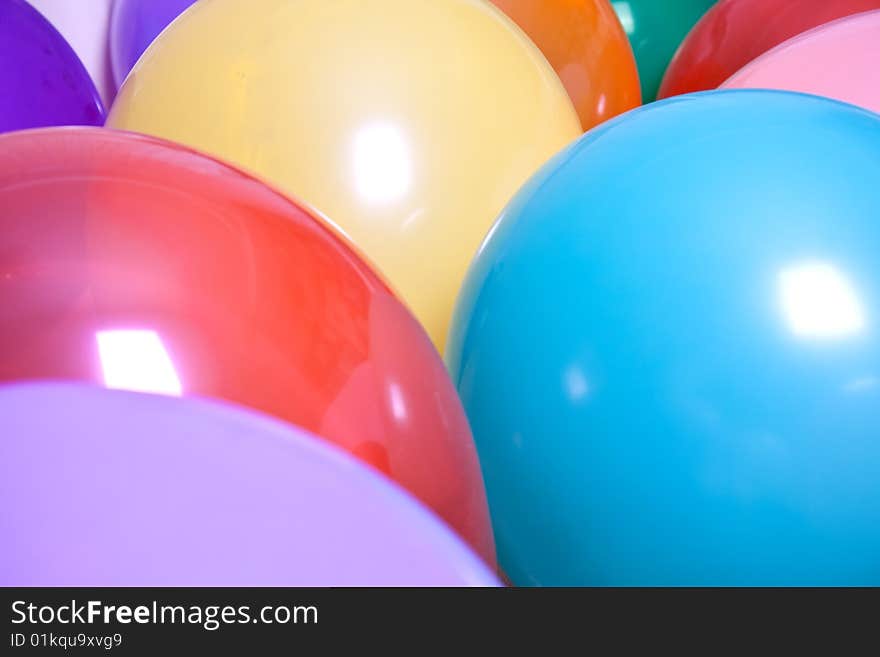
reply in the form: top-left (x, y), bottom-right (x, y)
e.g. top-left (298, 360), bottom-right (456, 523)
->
top-left (0, 383), bottom-right (500, 587)
top-left (110, 0), bottom-right (197, 89)
top-left (0, 0), bottom-right (104, 133)
top-left (27, 0), bottom-right (116, 107)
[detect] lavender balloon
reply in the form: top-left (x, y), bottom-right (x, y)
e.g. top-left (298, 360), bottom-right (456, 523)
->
top-left (0, 383), bottom-right (499, 587)
top-left (0, 0), bottom-right (104, 132)
top-left (110, 0), bottom-right (197, 89)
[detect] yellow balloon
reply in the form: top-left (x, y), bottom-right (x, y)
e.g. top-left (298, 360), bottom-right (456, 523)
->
top-left (108, 0), bottom-right (580, 351)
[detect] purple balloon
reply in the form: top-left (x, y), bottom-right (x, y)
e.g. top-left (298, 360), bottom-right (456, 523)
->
top-left (0, 383), bottom-right (499, 587)
top-left (0, 0), bottom-right (104, 132)
top-left (110, 0), bottom-right (197, 89)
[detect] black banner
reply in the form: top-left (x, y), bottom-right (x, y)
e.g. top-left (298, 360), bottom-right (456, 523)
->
top-left (1, 587), bottom-right (875, 652)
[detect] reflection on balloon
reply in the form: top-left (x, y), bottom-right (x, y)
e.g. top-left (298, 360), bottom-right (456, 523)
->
top-left (563, 365), bottom-right (591, 403)
top-left (0, 127), bottom-right (494, 566)
top-left (96, 329), bottom-right (183, 396)
top-left (1, 383), bottom-right (500, 587)
top-left (613, 2), bottom-right (635, 32)
top-left (352, 122), bottom-right (413, 205)
top-left (846, 376), bottom-right (878, 393)
top-left (778, 263), bottom-right (865, 340)
top-left (107, 0), bottom-right (581, 351)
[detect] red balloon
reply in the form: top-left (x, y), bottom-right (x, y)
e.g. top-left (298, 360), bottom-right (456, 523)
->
top-left (0, 127), bottom-right (494, 566)
top-left (658, 0), bottom-right (880, 98)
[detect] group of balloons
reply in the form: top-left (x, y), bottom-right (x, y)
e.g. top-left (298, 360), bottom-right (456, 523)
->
top-left (2, 0), bottom-right (880, 586)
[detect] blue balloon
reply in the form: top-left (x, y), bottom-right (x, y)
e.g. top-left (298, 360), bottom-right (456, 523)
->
top-left (447, 90), bottom-right (880, 586)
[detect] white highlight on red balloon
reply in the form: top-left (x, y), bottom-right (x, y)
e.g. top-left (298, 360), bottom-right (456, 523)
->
top-left (96, 329), bottom-right (183, 396)
top-left (387, 382), bottom-right (408, 422)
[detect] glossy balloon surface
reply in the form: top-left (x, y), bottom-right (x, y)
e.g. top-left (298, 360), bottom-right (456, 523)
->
top-left (0, 383), bottom-right (500, 586)
top-left (107, 0), bottom-right (581, 351)
top-left (0, 0), bottom-right (104, 132)
top-left (660, 0), bottom-right (880, 98)
top-left (611, 0), bottom-right (715, 101)
top-left (0, 127), bottom-right (494, 566)
top-left (723, 11), bottom-right (880, 115)
top-left (448, 91), bottom-right (880, 585)
top-left (490, 0), bottom-right (640, 130)
top-left (27, 0), bottom-right (115, 106)
top-left (110, 0), bottom-right (196, 89)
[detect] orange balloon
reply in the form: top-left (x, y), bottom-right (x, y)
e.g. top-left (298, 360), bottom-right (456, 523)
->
top-left (491, 0), bottom-right (641, 130)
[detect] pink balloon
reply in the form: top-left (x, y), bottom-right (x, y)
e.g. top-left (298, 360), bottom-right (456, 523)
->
top-left (722, 10), bottom-right (880, 115)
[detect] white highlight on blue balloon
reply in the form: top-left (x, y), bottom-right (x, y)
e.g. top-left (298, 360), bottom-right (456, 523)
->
top-left (778, 262), bottom-right (866, 339)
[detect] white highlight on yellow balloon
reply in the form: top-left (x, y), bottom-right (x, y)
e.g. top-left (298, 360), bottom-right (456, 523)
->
top-left (353, 122), bottom-right (413, 205)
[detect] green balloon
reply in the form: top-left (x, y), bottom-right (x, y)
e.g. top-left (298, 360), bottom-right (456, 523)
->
top-left (611, 0), bottom-right (716, 102)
